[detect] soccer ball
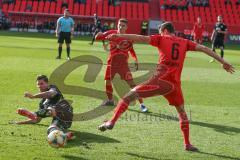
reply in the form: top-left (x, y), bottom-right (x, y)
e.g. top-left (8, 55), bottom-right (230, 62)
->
top-left (47, 130), bottom-right (67, 148)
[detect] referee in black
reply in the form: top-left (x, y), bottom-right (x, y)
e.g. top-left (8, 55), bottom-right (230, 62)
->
top-left (210, 15), bottom-right (228, 63)
top-left (55, 9), bottom-right (75, 60)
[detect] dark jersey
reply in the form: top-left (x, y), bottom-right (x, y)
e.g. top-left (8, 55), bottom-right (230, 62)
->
top-left (38, 85), bottom-right (63, 112)
top-left (94, 18), bottom-right (101, 29)
top-left (214, 23), bottom-right (227, 40)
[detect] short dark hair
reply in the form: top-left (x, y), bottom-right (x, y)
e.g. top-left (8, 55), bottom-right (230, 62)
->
top-left (159, 22), bottom-right (175, 33)
top-left (119, 18), bottom-right (128, 24)
top-left (36, 75), bottom-right (48, 82)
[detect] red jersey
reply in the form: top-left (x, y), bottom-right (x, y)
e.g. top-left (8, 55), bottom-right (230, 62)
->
top-left (150, 35), bottom-right (197, 83)
top-left (193, 23), bottom-right (204, 36)
top-left (96, 30), bottom-right (137, 67)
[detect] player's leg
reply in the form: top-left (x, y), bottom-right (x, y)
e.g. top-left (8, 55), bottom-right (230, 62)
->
top-left (210, 42), bottom-right (216, 63)
top-left (17, 108), bottom-right (37, 120)
top-left (102, 80), bottom-right (115, 106)
top-left (57, 32), bottom-right (63, 59)
top-left (220, 45), bottom-right (224, 58)
top-left (98, 78), bottom-right (173, 131)
top-left (66, 43), bottom-right (71, 60)
top-left (174, 105), bottom-right (198, 151)
top-left (65, 32), bottom-right (71, 60)
top-left (90, 29), bottom-right (98, 45)
top-left (126, 79), bottom-right (148, 112)
top-left (164, 85), bottom-right (198, 151)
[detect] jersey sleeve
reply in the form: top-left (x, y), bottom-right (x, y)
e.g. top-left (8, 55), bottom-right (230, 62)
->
top-left (187, 40), bottom-right (197, 51)
top-left (149, 35), bottom-right (162, 47)
top-left (129, 47), bottom-right (138, 61)
top-left (96, 30), bottom-right (116, 40)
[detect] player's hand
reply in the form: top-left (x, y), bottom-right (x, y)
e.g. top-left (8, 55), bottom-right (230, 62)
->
top-left (55, 33), bottom-right (58, 37)
top-left (134, 61), bottom-right (139, 71)
top-left (24, 92), bottom-right (34, 99)
top-left (106, 34), bottom-right (118, 41)
top-left (222, 62), bottom-right (235, 74)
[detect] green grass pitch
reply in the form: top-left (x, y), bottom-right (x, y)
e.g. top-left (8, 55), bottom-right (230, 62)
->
top-left (0, 31), bottom-right (239, 160)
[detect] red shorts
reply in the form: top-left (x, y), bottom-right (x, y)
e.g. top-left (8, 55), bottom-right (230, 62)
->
top-left (133, 65), bottom-right (184, 106)
top-left (104, 65), bottom-right (133, 81)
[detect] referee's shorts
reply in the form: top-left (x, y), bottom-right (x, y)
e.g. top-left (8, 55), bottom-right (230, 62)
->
top-left (58, 32), bottom-right (72, 44)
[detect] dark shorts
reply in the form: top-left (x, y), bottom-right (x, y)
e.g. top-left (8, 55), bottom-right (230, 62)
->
top-left (213, 38), bottom-right (224, 48)
top-left (58, 32), bottom-right (71, 44)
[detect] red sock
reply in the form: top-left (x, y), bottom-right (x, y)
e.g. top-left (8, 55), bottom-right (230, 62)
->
top-left (138, 98), bottom-right (143, 104)
top-left (106, 84), bottom-right (113, 100)
top-left (110, 99), bottom-right (129, 124)
top-left (17, 108), bottom-right (37, 120)
top-left (179, 112), bottom-right (190, 145)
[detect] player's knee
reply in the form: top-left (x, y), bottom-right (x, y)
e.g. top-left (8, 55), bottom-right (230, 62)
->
top-left (122, 91), bottom-right (138, 103)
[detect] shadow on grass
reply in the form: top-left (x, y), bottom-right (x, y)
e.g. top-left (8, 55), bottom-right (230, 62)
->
top-left (128, 109), bottom-right (240, 134)
top-left (126, 152), bottom-right (169, 160)
top-left (196, 151), bottom-right (240, 160)
top-left (65, 130), bottom-right (120, 148)
top-left (62, 155), bottom-right (89, 160)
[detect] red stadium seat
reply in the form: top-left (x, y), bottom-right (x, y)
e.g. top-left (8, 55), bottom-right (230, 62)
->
top-left (68, 0), bottom-right (74, 13)
top-left (138, 3), bottom-right (144, 20)
top-left (103, 0), bottom-right (109, 17)
top-left (56, 0), bottom-right (62, 14)
top-left (132, 2), bottom-right (138, 20)
top-left (109, 5), bottom-right (115, 17)
top-left (49, 2), bottom-right (56, 14)
top-left (20, 0), bottom-right (27, 12)
top-left (44, 1), bottom-right (50, 13)
top-left (115, 5), bottom-right (120, 18)
top-left (143, 3), bottom-right (149, 19)
top-left (85, 0), bottom-right (91, 16)
top-left (126, 2), bottom-right (132, 19)
top-left (97, 0), bottom-right (103, 16)
top-left (73, 3), bottom-right (79, 15)
top-left (37, 1), bottom-right (44, 13)
top-left (32, 1), bottom-right (38, 13)
top-left (79, 3), bottom-right (85, 15)
top-left (91, 0), bottom-right (96, 15)
top-left (120, 2), bottom-right (126, 18)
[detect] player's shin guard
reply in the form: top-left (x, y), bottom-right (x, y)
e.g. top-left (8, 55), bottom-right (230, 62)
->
top-left (178, 112), bottom-right (190, 145)
top-left (67, 47), bottom-right (70, 57)
top-left (110, 99), bottom-right (130, 124)
top-left (58, 47), bottom-right (62, 58)
top-left (106, 84), bottom-right (113, 100)
top-left (17, 108), bottom-right (37, 120)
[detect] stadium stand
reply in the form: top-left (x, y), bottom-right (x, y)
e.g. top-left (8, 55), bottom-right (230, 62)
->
top-left (1, 0), bottom-right (240, 35)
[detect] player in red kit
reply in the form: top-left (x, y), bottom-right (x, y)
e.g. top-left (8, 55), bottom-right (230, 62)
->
top-left (98, 22), bottom-right (234, 151)
top-left (193, 17), bottom-right (204, 44)
top-left (95, 18), bottom-right (148, 112)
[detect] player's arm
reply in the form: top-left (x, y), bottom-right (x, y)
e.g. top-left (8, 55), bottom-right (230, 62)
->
top-left (195, 44), bottom-right (235, 73)
top-left (218, 28), bottom-right (228, 34)
top-left (71, 19), bottom-right (75, 35)
top-left (14, 117), bottom-right (42, 125)
top-left (107, 34), bottom-right (150, 43)
top-left (129, 47), bottom-right (138, 70)
top-left (55, 19), bottom-right (60, 37)
top-left (24, 89), bottom-right (58, 99)
top-left (210, 29), bottom-right (216, 41)
top-left (95, 32), bottom-right (104, 40)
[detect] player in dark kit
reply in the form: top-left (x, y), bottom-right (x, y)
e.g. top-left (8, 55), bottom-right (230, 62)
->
top-left (98, 22), bottom-right (234, 151)
top-left (210, 15), bottom-right (228, 63)
top-left (90, 14), bottom-right (105, 46)
top-left (12, 75), bottom-right (74, 140)
top-left (95, 18), bottom-right (148, 112)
